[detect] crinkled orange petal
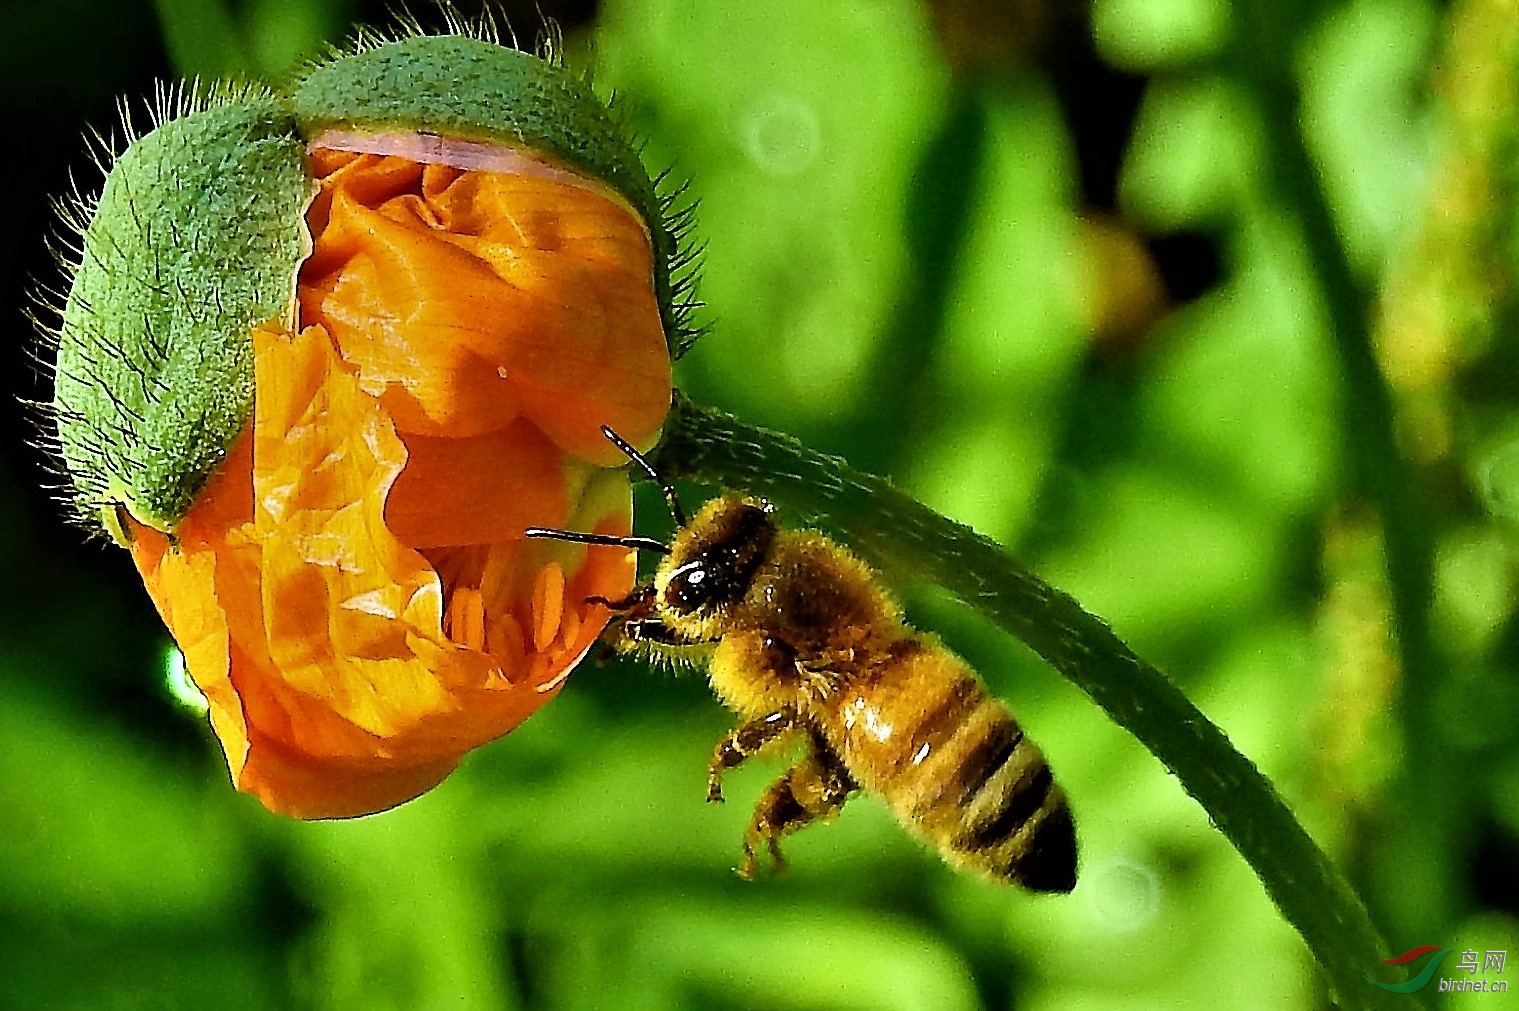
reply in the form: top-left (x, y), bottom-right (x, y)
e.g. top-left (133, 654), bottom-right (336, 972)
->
top-left (384, 420), bottom-right (566, 549)
top-left (299, 151), bottom-right (672, 465)
top-left (129, 435), bottom-right (256, 781)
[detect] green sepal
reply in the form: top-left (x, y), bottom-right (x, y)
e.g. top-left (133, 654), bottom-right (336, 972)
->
top-left (55, 94), bottom-right (310, 535)
top-left (290, 34), bottom-right (690, 357)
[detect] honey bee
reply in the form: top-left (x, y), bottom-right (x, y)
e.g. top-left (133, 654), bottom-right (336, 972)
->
top-left (527, 428), bottom-right (1076, 892)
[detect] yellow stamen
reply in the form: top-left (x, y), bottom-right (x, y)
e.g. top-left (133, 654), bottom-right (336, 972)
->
top-left (558, 599), bottom-right (582, 655)
top-left (488, 611), bottom-right (526, 663)
top-left (532, 562), bottom-right (565, 651)
top-left (447, 586), bottom-right (486, 651)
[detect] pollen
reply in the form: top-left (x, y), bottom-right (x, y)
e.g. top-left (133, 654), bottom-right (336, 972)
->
top-left (532, 561), bottom-right (566, 652)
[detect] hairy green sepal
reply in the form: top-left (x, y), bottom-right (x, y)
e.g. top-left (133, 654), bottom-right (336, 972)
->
top-left (55, 96), bottom-right (310, 534)
top-left (291, 35), bottom-right (683, 355)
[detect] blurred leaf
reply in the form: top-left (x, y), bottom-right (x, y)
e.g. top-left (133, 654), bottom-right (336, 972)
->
top-left (595, 0), bottom-right (947, 425)
top-left (1093, 0), bottom-right (1231, 70)
top-left (1300, 0), bottom-right (1436, 275)
top-left (1141, 221), bottom-right (1338, 516)
top-left (529, 896), bottom-right (982, 1011)
top-left (153, 0), bottom-right (358, 82)
top-left (152, 0), bottom-right (247, 79)
top-left (1120, 77), bottom-right (1258, 229)
top-left (0, 680), bottom-right (248, 924)
top-left (909, 81), bottom-right (1085, 541)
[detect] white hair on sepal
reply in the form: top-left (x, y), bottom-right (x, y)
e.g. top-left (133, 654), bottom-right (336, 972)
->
top-left (336, 1), bottom-right (521, 61)
top-left (26, 87), bottom-right (196, 539)
top-left (584, 76), bottom-right (708, 357)
top-left (535, 12), bottom-right (563, 65)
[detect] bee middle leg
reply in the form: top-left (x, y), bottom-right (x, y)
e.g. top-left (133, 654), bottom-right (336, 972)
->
top-left (739, 741), bottom-right (857, 880)
top-left (707, 707), bottom-right (801, 803)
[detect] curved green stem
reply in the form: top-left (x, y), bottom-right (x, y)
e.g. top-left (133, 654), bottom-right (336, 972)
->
top-left (652, 392), bottom-right (1407, 1011)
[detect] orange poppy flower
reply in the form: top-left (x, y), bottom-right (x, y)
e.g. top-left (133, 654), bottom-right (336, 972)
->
top-left (125, 144), bottom-right (672, 818)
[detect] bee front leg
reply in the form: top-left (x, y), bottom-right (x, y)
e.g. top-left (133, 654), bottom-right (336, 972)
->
top-left (707, 707), bottom-right (800, 803)
top-left (620, 615), bottom-right (715, 649)
top-left (586, 585), bottom-right (655, 612)
top-left (739, 739), bottom-right (857, 880)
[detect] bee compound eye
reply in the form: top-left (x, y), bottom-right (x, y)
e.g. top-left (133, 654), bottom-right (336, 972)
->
top-left (665, 561), bottom-right (713, 613)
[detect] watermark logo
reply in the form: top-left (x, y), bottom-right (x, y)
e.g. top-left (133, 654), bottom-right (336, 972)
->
top-left (1367, 945), bottom-right (1508, 994)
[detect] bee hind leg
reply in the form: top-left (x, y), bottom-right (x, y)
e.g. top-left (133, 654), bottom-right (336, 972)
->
top-left (738, 741), bottom-right (856, 880)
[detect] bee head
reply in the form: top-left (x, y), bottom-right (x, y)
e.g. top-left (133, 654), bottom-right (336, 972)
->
top-left (657, 496), bottom-right (776, 619)
top-left (522, 430), bottom-right (778, 632)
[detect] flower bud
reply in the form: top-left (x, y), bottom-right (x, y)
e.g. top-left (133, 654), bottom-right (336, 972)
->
top-left (45, 30), bottom-right (687, 817)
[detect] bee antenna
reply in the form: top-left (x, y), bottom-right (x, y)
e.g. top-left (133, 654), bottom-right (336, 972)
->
top-left (601, 425), bottom-right (688, 528)
top-left (524, 526), bottom-right (671, 556)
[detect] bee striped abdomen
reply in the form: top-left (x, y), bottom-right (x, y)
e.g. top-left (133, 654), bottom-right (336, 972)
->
top-left (825, 642), bottom-right (1076, 893)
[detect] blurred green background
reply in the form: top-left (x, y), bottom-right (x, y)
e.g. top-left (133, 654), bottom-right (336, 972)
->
top-left (3, 0), bottom-right (1518, 1007)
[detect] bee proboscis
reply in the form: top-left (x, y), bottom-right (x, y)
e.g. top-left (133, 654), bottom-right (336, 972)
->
top-left (527, 428), bottom-right (1076, 892)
